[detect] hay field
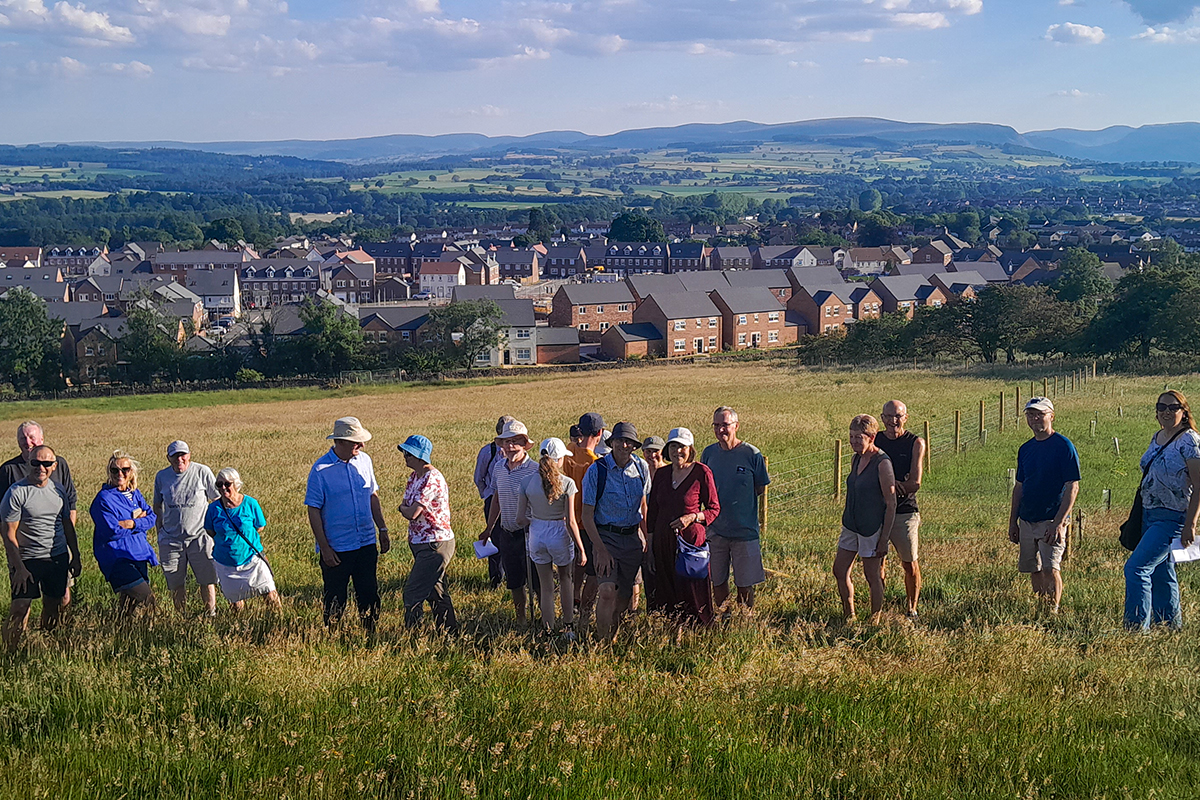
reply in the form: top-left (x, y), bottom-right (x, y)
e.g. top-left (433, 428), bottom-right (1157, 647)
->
top-left (1, 361), bottom-right (1199, 799)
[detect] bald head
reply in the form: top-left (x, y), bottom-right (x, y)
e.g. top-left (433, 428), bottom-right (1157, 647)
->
top-left (881, 400), bottom-right (908, 437)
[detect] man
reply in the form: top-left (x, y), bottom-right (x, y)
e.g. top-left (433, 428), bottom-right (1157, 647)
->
top-left (153, 441), bottom-right (220, 616)
top-left (305, 416), bottom-right (391, 635)
top-left (701, 407), bottom-right (770, 612)
top-left (582, 422), bottom-right (650, 643)
top-left (479, 419), bottom-right (539, 624)
top-left (2, 445), bottom-right (80, 650)
top-left (1009, 397), bottom-right (1080, 614)
top-left (564, 412), bottom-right (604, 630)
top-left (473, 415), bottom-right (514, 589)
top-left (1, 421), bottom-right (78, 608)
top-left (875, 400), bottom-right (927, 620)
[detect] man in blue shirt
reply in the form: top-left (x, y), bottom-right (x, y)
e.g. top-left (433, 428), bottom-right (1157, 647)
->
top-left (1008, 397), bottom-right (1080, 614)
top-left (582, 422), bottom-right (649, 643)
top-left (305, 417), bottom-right (391, 634)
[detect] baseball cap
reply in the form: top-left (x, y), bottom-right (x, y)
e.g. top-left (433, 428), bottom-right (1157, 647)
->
top-left (540, 437), bottom-right (570, 460)
top-left (641, 436), bottom-right (665, 452)
top-left (166, 440), bottom-right (189, 457)
top-left (1025, 397), bottom-right (1054, 413)
top-left (666, 427), bottom-right (695, 448)
top-left (578, 412), bottom-right (605, 437)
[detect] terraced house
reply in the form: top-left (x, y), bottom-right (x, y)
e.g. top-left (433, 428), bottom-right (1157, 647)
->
top-left (548, 282), bottom-right (635, 342)
top-left (604, 242), bottom-right (669, 276)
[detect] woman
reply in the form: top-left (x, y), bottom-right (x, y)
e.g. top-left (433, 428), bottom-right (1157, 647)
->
top-left (203, 467), bottom-right (280, 612)
top-left (89, 450), bottom-right (158, 614)
top-left (833, 415), bottom-right (897, 622)
top-left (641, 436), bottom-right (666, 479)
top-left (518, 437), bottom-right (586, 638)
top-left (647, 428), bottom-right (720, 625)
top-left (398, 435), bottom-right (458, 632)
top-left (1124, 390), bottom-right (1200, 630)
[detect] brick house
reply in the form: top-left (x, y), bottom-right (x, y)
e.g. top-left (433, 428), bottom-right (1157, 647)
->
top-left (186, 269), bottom-right (241, 321)
top-left (600, 322), bottom-right (663, 360)
top-left (710, 246), bottom-right (753, 271)
top-left (494, 249), bottom-right (542, 283)
top-left (868, 275), bottom-right (948, 319)
top-left (375, 276), bottom-right (415, 302)
top-left (911, 241), bottom-right (953, 267)
top-left (677, 272), bottom-right (730, 293)
top-left (667, 242), bottom-right (709, 272)
top-left (929, 270), bottom-right (987, 300)
top-left (604, 242), bottom-right (669, 276)
top-left (788, 286), bottom-right (854, 335)
top-left (786, 266), bottom-right (846, 296)
top-left (548, 282), bottom-right (635, 342)
top-left (74, 317), bottom-right (126, 382)
top-left (709, 287), bottom-right (795, 350)
top-left (45, 245), bottom-right (105, 276)
top-left (723, 268), bottom-right (793, 302)
top-left (361, 242), bottom-right (414, 276)
top-left (359, 307), bottom-right (430, 347)
top-left (241, 260), bottom-right (319, 307)
top-left (626, 274), bottom-right (685, 306)
top-left (151, 250), bottom-right (249, 284)
top-left (419, 261), bottom-right (466, 299)
top-left (632, 292), bottom-right (722, 357)
top-left (323, 262), bottom-right (375, 303)
top-left (542, 245), bottom-right (586, 279)
top-left (753, 246), bottom-right (804, 269)
top-left (0, 247), bottom-right (42, 268)
top-left (536, 327), bottom-right (581, 364)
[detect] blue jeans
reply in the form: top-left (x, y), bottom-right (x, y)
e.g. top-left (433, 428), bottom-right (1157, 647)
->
top-left (1123, 507), bottom-right (1184, 630)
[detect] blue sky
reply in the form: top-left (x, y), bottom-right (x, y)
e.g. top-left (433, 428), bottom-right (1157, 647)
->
top-left (1, 0), bottom-right (1200, 143)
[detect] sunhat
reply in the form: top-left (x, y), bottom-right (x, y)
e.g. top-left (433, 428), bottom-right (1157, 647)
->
top-left (327, 416), bottom-right (372, 443)
top-left (398, 435), bottom-right (433, 463)
top-left (666, 427), bottom-right (695, 448)
top-left (495, 419), bottom-right (533, 447)
top-left (604, 422), bottom-right (640, 446)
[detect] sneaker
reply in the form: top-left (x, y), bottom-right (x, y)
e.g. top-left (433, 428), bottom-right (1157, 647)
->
top-left (905, 611), bottom-right (919, 622)
top-left (560, 624), bottom-right (577, 643)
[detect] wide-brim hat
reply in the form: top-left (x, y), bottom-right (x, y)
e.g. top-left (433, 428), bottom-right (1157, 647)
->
top-left (604, 421), bottom-right (639, 446)
top-left (327, 416), bottom-right (372, 443)
top-left (495, 419), bottom-right (533, 447)
top-left (398, 434), bottom-right (433, 463)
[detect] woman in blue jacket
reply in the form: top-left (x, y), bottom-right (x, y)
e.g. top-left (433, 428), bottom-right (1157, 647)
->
top-left (90, 450), bottom-right (158, 614)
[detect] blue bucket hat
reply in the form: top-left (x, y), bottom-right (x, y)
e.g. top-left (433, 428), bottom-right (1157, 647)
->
top-left (397, 434), bottom-right (433, 463)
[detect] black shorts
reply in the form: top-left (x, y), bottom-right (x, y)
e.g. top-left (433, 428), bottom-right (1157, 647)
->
top-left (11, 552), bottom-right (70, 601)
top-left (104, 558), bottom-right (150, 593)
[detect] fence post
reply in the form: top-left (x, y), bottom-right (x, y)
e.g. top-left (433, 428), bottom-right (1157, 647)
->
top-left (833, 440), bottom-right (843, 501)
top-left (923, 420), bottom-right (931, 476)
top-left (759, 456), bottom-right (769, 537)
top-left (979, 399), bottom-right (985, 437)
top-left (954, 410), bottom-right (961, 453)
top-left (1015, 385), bottom-right (1021, 421)
top-left (1043, 377), bottom-right (1048, 397)
top-left (999, 391), bottom-right (1004, 432)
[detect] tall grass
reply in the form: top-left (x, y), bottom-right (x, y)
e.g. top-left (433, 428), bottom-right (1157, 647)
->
top-left (2, 363), bottom-right (1199, 799)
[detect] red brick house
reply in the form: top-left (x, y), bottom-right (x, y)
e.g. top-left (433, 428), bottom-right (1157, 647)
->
top-left (868, 275), bottom-right (949, 319)
top-left (788, 286), bottom-right (854, 335)
top-left (632, 292), bottom-right (722, 356)
top-left (600, 322), bottom-right (663, 360)
top-left (709, 287), bottom-right (795, 349)
top-left (548, 282), bottom-right (635, 342)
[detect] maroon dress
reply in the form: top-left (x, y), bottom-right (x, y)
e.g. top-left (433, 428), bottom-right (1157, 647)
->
top-left (647, 463), bottom-right (720, 624)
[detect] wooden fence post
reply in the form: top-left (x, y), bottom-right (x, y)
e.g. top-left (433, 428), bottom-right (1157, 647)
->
top-left (759, 455), bottom-right (769, 537)
top-left (833, 440), bottom-right (843, 501)
top-left (923, 420), bottom-right (931, 476)
top-left (954, 410), bottom-right (961, 453)
top-left (1015, 385), bottom-right (1021, 421)
top-left (979, 399), bottom-right (985, 437)
top-left (1043, 377), bottom-right (1048, 397)
top-left (999, 391), bottom-right (1005, 432)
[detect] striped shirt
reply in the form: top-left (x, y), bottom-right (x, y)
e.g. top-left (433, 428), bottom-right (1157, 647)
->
top-left (491, 454), bottom-right (539, 531)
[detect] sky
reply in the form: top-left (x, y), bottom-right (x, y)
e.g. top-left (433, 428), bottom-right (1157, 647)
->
top-left (2, 0), bottom-right (1200, 144)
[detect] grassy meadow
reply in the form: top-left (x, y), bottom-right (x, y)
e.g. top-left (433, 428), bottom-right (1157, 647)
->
top-left (2, 361), bottom-right (1200, 799)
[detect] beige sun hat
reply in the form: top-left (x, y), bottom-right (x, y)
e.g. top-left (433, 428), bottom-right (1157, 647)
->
top-left (495, 419), bottom-right (533, 447)
top-left (327, 416), bottom-right (372, 443)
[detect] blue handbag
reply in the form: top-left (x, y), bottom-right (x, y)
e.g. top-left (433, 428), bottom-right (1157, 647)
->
top-left (675, 534), bottom-right (710, 580)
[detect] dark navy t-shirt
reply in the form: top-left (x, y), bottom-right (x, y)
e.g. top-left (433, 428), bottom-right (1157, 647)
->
top-left (1015, 432), bottom-right (1082, 522)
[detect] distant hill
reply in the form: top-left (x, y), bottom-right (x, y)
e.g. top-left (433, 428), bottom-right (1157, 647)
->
top-left (62, 117), bottom-right (1200, 164)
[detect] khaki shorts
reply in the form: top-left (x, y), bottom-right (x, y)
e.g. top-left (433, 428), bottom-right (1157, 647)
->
top-left (838, 526), bottom-right (884, 558)
top-left (709, 535), bottom-right (765, 588)
top-left (159, 534), bottom-right (219, 590)
top-left (1018, 519), bottom-right (1064, 574)
top-left (887, 512), bottom-right (920, 562)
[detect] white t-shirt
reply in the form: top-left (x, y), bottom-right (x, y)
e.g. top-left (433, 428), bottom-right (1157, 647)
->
top-left (154, 464), bottom-right (219, 543)
top-left (1140, 429), bottom-right (1200, 513)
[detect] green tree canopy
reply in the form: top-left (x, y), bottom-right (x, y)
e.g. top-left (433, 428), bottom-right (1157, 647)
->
top-left (423, 300), bottom-right (505, 370)
top-left (0, 288), bottom-right (61, 392)
top-left (1053, 248), bottom-right (1112, 305)
top-left (858, 188), bottom-right (883, 213)
top-left (297, 298), bottom-right (364, 376)
top-left (608, 211), bottom-right (665, 242)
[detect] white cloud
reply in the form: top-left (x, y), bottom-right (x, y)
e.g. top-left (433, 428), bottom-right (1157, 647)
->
top-left (893, 12), bottom-right (949, 28)
top-left (104, 58), bottom-right (152, 75)
top-left (1052, 88), bottom-right (1091, 97)
top-left (788, 59), bottom-right (819, 68)
top-left (1122, 2), bottom-right (1200, 25)
top-left (1045, 22), bottom-right (1106, 44)
top-left (1134, 24), bottom-right (1200, 41)
top-left (449, 104), bottom-right (508, 118)
top-left (862, 55), bottom-right (910, 65)
top-left (0, 0), bottom-right (135, 44)
top-left (623, 95), bottom-right (726, 114)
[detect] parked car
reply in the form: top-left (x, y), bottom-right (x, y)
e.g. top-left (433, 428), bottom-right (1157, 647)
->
top-left (413, 290), bottom-right (433, 301)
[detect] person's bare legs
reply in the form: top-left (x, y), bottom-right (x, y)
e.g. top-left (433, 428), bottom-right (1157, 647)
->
top-left (264, 591), bottom-right (282, 611)
top-left (1032, 570), bottom-right (1062, 612)
top-left (4, 599), bottom-right (33, 651)
top-left (200, 584), bottom-right (217, 616)
top-left (558, 563), bottom-right (575, 626)
top-left (171, 586), bottom-right (188, 613)
top-left (901, 561), bottom-right (921, 615)
top-left (862, 556), bottom-right (886, 620)
top-left (833, 548), bottom-right (858, 620)
top-left (578, 575), bottom-right (598, 633)
top-left (119, 583), bottom-right (157, 617)
top-left (630, 583), bottom-right (641, 612)
top-left (535, 562), bottom-right (557, 630)
top-left (596, 582), bottom-right (626, 643)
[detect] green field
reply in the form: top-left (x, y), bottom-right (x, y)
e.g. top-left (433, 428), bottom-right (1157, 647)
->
top-left (1, 362), bottom-right (1198, 798)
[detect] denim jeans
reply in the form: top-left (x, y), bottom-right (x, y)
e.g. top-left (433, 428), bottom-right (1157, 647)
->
top-left (1123, 506), bottom-right (1184, 630)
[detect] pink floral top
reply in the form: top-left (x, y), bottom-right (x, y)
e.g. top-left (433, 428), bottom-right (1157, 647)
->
top-left (403, 467), bottom-right (454, 544)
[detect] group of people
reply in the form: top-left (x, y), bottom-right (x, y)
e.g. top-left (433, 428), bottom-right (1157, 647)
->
top-left (3, 386), bottom-right (1198, 649)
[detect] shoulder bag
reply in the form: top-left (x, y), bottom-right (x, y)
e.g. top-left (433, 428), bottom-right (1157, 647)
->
top-left (1120, 428), bottom-right (1187, 551)
top-left (675, 533), bottom-right (710, 580)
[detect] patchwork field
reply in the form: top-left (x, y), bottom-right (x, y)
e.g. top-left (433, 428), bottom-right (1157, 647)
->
top-left (1, 362), bottom-right (1198, 798)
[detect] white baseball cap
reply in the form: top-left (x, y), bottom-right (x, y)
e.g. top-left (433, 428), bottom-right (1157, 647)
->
top-left (666, 427), bottom-right (695, 447)
top-left (1025, 397), bottom-right (1054, 413)
top-left (540, 437), bottom-right (570, 460)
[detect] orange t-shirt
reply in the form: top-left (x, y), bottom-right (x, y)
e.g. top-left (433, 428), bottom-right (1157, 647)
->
top-left (562, 443), bottom-right (598, 520)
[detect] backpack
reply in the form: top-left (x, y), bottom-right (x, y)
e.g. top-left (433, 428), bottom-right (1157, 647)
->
top-left (592, 454), bottom-right (648, 506)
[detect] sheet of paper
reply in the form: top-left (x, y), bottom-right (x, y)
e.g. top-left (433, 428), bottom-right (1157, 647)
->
top-left (1169, 537), bottom-right (1200, 563)
top-left (474, 539), bottom-right (499, 559)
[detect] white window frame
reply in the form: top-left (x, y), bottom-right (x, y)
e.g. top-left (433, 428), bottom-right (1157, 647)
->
top-left (674, 339), bottom-right (686, 352)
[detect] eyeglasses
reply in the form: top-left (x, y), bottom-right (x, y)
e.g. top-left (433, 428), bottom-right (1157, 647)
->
top-left (216, 481), bottom-right (233, 488)
top-left (109, 466), bottom-right (132, 474)
top-left (30, 460), bottom-right (55, 469)
top-left (1157, 403), bottom-right (1184, 413)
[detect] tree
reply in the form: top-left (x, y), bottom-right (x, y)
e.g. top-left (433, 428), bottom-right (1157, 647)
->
top-left (858, 188), bottom-right (883, 213)
top-left (203, 218), bottom-right (245, 245)
top-left (527, 207), bottom-right (559, 244)
top-left (0, 288), bottom-right (60, 392)
top-left (423, 300), bottom-right (505, 370)
top-left (1053, 247), bottom-right (1111, 305)
top-left (1087, 268), bottom-right (1200, 358)
top-left (121, 303), bottom-right (182, 384)
top-left (607, 211), bottom-right (664, 242)
top-left (296, 298), bottom-right (364, 376)
top-left (964, 285), bottom-right (1061, 363)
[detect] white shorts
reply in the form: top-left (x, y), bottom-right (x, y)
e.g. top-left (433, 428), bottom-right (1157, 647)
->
top-left (528, 518), bottom-right (575, 567)
top-left (215, 557), bottom-right (277, 604)
top-left (838, 526), bottom-right (885, 559)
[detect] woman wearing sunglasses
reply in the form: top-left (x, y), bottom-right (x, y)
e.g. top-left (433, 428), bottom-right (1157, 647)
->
top-left (89, 450), bottom-right (158, 614)
top-left (203, 468), bottom-right (280, 612)
top-left (1124, 390), bottom-right (1200, 630)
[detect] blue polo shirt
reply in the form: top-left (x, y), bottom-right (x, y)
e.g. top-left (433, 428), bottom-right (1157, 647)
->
top-left (304, 448), bottom-right (380, 553)
top-left (1015, 432), bottom-right (1082, 523)
top-left (582, 453), bottom-right (650, 528)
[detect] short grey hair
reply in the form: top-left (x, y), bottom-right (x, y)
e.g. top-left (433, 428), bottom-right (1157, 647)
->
top-left (16, 420), bottom-right (43, 438)
top-left (713, 406), bottom-right (739, 422)
top-left (215, 467), bottom-right (243, 490)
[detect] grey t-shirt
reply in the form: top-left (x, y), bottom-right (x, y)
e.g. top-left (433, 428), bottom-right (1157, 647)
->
top-left (1, 479), bottom-right (67, 560)
top-left (520, 473), bottom-right (577, 521)
top-left (701, 442), bottom-right (771, 541)
top-left (153, 464), bottom-right (219, 543)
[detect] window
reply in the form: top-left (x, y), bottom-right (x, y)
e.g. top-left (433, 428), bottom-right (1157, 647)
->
top-left (708, 336), bottom-right (717, 349)
top-left (599, 322), bottom-right (610, 331)
top-left (768, 330), bottom-right (779, 343)
top-left (738, 315), bottom-right (747, 326)
top-left (696, 318), bottom-right (703, 329)
top-left (596, 305), bottom-right (605, 313)
top-left (674, 320), bottom-right (685, 331)
top-left (516, 348), bottom-right (531, 360)
top-left (579, 323), bottom-right (590, 331)
top-left (97, 344), bottom-right (105, 356)
top-left (768, 311), bottom-right (780, 322)
top-left (832, 306), bottom-right (841, 316)
top-left (337, 280), bottom-right (345, 288)
top-left (709, 317), bottom-right (717, 328)
top-left (738, 333), bottom-right (747, 345)
top-left (753, 314), bottom-right (760, 324)
top-left (824, 306), bottom-right (832, 317)
top-left (618, 304), bottom-right (629, 312)
top-left (516, 329), bottom-right (531, 339)
top-left (674, 339), bottom-right (685, 352)
top-left (402, 331), bottom-right (412, 341)
top-left (85, 346), bottom-right (94, 356)
top-left (933, 300), bottom-right (943, 308)
top-left (578, 306), bottom-right (588, 315)
top-left (475, 352), bottom-right (491, 363)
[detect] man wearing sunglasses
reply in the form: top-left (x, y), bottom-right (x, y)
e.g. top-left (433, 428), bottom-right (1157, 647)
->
top-left (1, 421), bottom-right (78, 608)
top-left (153, 441), bottom-right (220, 616)
top-left (2, 445), bottom-right (79, 650)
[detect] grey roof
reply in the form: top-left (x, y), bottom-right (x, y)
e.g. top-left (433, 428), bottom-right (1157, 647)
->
top-left (496, 298), bottom-right (536, 327)
top-left (937, 270), bottom-right (987, 291)
top-left (493, 249), bottom-right (539, 265)
top-left (79, 317), bottom-right (127, 339)
top-left (452, 285), bottom-right (516, 302)
top-left (152, 251), bottom-right (246, 265)
top-left (722, 269), bottom-right (790, 290)
top-left (870, 275), bottom-right (936, 302)
top-left (807, 285), bottom-right (853, 304)
top-left (713, 246), bottom-right (753, 260)
top-left (787, 266), bottom-right (844, 287)
top-left (538, 327), bottom-right (580, 346)
top-left (669, 242), bottom-right (705, 259)
top-left (609, 322), bottom-right (662, 342)
top-left (327, 262), bottom-right (374, 282)
top-left (186, 269), bottom-right (239, 296)
top-left (952, 261), bottom-right (1011, 282)
top-left (11, 282), bottom-right (69, 301)
top-left (544, 245), bottom-right (585, 259)
top-left (893, 263), bottom-right (947, 278)
top-left (627, 274), bottom-right (685, 298)
top-left (557, 282), bottom-right (634, 305)
top-left (676, 272), bottom-right (730, 292)
top-left (360, 307), bottom-right (430, 331)
top-left (360, 242), bottom-right (414, 258)
top-left (644, 291), bottom-right (721, 319)
top-left (711, 287), bottom-right (784, 314)
top-left (51, 302), bottom-right (108, 326)
top-left (755, 245), bottom-right (801, 261)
